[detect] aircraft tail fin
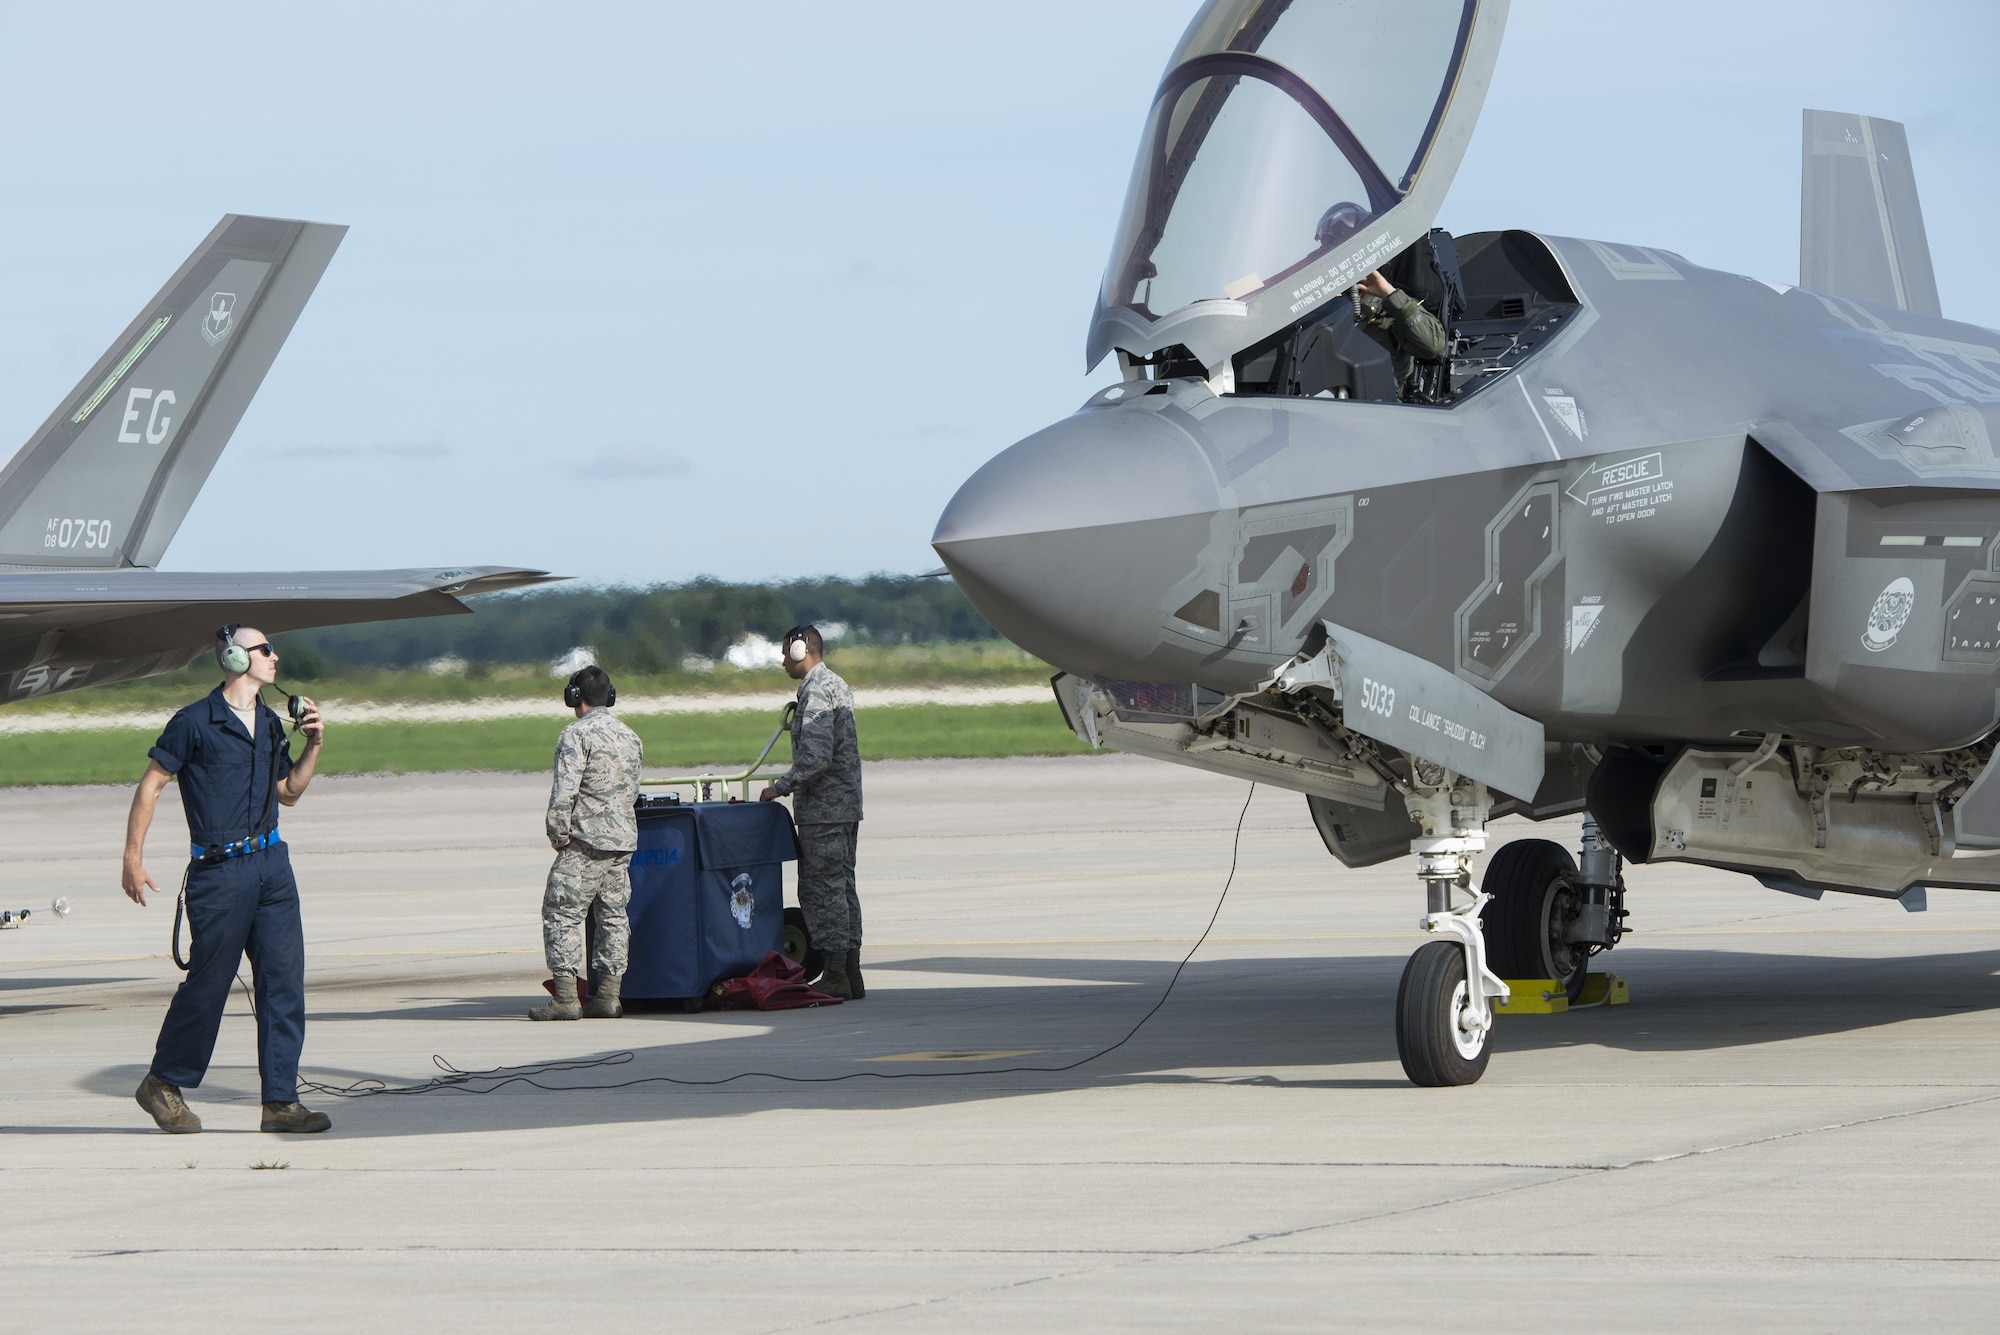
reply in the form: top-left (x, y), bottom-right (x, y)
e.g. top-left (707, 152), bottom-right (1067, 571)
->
top-left (0, 215), bottom-right (345, 570)
top-left (1800, 110), bottom-right (1940, 316)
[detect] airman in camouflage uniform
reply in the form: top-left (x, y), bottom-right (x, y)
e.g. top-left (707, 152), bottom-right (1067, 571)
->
top-left (532, 665), bottom-right (644, 1021)
top-left (760, 625), bottom-right (866, 999)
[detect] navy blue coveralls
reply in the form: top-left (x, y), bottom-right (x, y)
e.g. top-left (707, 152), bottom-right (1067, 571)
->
top-left (147, 688), bottom-right (304, 1105)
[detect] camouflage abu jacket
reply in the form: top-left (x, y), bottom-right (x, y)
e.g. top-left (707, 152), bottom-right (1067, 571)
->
top-left (771, 662), bottom-right (862, 824)
top-left (546, 706), bottom-right (645, 852)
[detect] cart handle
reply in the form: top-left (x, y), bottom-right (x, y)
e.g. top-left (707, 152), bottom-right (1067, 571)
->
top-left (641, 701), bottom-right (796, 802)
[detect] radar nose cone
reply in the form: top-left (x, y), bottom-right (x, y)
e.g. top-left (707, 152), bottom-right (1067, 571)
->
top-left (932, 405), bottom-right (1220, 678)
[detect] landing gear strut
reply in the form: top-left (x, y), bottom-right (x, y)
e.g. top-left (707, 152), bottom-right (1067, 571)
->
top-left (1394, 774), bottom-right (1509, 1086)
top-left (1396, 799), bottom-right (1631, 1085)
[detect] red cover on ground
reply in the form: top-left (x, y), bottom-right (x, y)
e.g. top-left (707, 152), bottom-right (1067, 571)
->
top-left (708, 951), bottom-right (843, 1010)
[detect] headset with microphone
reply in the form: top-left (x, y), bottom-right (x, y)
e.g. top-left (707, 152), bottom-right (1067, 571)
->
top-left (216, 624), bottom-right (308, 729)
top-left (564, 667), bottom-right (616, 709)
top-left (215, 623), bottom-right (250, 675)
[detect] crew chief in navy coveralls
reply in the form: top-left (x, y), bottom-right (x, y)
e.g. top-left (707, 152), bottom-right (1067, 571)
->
top-left (121, 625), bottom-right (329, 1135)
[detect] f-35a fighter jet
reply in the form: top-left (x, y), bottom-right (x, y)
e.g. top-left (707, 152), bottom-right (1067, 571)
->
top-left (933, 0), bottom-right (2000, 1085)
top-left (0, 215), bottom-right (554, 705)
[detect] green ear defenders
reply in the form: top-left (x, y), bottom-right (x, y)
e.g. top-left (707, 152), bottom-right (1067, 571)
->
top-left (216, 624), bottom-right (249, 674)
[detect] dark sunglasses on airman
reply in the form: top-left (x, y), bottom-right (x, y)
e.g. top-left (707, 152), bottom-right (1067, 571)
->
top-left (241, 643), bottom-right (277, 658)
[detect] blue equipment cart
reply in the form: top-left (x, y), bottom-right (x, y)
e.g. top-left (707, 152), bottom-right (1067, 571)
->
top-left (615, 798), bottom-right (797, 1005)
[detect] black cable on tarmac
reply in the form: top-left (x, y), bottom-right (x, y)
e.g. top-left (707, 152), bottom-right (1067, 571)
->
top-left (298, 783), bottom-right (1259, 1099)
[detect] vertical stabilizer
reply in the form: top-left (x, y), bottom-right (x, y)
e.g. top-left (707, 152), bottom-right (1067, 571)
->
top-left (0, 215), bottom-right (344, 570)
top-left (1800, 110), bottom-right (1940, 316)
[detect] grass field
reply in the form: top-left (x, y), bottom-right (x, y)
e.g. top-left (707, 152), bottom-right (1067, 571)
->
top-left (0, 701), bottom-right (1097, 787)
top-left (4, 641), bottom-right (1054, 718)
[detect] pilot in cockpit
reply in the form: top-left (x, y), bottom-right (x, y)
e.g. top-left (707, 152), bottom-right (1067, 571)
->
top-left (1355, 266), bottom-right (1448, 400)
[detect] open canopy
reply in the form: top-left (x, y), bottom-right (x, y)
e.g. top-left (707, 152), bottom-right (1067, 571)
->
top-left (1088, 0), bottom-right (1508, 377)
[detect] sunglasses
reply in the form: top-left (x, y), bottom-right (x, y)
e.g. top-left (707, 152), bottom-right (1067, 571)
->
top-left (241, 643), bottom-right (278, 659)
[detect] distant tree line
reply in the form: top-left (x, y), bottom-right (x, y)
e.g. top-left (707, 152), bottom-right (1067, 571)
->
top-left (278, 574), bottom-right (998, 675)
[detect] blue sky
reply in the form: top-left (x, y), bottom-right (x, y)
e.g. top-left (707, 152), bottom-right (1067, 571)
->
top-left (2, 1), bottom-right (1995, 585)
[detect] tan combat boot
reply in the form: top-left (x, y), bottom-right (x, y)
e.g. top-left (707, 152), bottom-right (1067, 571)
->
top-left (135, 1073), bottom-right (202, 1134)
top-left (582, 973), bottom-right (623, 1018)
top-left (261, 1101), bottom-right (332, 1133)
top-left (529, 973), bottom-right (582, 1021)
top-left (815, 957), bottom-right (853, 1000)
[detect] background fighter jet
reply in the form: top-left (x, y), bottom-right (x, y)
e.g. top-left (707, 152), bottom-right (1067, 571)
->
top-left (933, 0), bottom-right (2000, 1085)
top-left (0, 214), bottom-right (554, 703)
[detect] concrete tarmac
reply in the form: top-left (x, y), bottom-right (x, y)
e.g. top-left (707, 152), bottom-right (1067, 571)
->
top-left (4, 755), bottom-right (1998, 1331)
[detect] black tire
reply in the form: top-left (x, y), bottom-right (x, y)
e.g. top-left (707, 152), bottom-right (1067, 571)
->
top-left (1482, 838), bottom-right (1586, 990)
top-left (1395, 940), bottom-right (1491, 1087)
top-left (783, 906), bottom-right (824, 982)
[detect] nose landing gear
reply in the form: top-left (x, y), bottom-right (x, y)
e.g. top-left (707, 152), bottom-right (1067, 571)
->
top-left (1394, 789), bottom-right (1630, 1086)
top-left (1394, 775), bottom-right (1511, 1086)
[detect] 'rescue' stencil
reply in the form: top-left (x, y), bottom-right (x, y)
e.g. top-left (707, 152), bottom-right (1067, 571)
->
top-left (1566, 452), bottom-right (1674, 527)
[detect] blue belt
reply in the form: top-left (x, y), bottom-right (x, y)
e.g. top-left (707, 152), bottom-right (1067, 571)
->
top-left (192, 828), bottom-right (281, 862)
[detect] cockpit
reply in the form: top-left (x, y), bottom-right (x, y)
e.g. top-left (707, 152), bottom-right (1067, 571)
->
top-left (1090, 0), bottom-right (1572, 406)
top-left (1226, 228), bottom-right (1581, 405)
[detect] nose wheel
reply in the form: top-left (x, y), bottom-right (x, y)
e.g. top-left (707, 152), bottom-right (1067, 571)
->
top-left (1393, 772), bottom-right (1510, 1087)
top-left (1396, 939), bottom-right (1491, 1085)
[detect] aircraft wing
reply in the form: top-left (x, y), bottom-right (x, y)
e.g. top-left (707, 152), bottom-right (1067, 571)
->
top-left (1087, 0), bottom-right (1510, 377)
top-left (0, 566), bottom-right (559, 700)
top-left (0, 215), bottom-right (562, 703)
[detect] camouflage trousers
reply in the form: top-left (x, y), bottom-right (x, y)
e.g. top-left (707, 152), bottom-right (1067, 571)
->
top-left (796, 822), bottom-right (861, 954)
top-left (542, 843), bottom-right (632, 979)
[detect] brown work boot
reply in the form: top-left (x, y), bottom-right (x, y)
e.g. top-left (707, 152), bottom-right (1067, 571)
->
top-left (261, 1101), bottom-right (332, 1134)
top-left (135, 1073), bottom-right (201, 1134)
top-left (845, 948), bottom-right (865, 1000)
top-left (530, 973), bottom-right (582, 1021)
top-left (815, 958), bottom-right (853, 1000)
top-left (582, 973), bottom-right (623, 1018)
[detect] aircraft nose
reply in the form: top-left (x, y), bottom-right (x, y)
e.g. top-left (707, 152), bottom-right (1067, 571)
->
top-left (932, 404), bottom-right (1219, 678)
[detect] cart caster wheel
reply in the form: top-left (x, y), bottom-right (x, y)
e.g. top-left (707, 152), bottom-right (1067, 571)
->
top-left (1396, 939), bottom-right (1492, 1087)
top-left (783, 906), bottom-right (824, 982)
top-left (680, 997), bottom-right (703, 1014)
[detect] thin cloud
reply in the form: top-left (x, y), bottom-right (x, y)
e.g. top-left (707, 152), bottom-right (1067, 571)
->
top-left (270, 442), bottom-right (453, 461)
top-left (577, 445), bottom-right (694, 480)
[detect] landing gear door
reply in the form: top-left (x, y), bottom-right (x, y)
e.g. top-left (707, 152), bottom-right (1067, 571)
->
top-left (1089, 0), bottom-right (1510, 377)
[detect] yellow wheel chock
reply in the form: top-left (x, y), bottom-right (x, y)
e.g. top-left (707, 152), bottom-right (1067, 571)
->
top-left (1492, 974), bottom-right (1629, 1015)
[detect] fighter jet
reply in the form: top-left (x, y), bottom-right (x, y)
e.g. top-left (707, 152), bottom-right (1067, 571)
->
top-left (0, 214), bottom-right (554, 703)
top-left (933, 0), bottom-right (2000, 1085)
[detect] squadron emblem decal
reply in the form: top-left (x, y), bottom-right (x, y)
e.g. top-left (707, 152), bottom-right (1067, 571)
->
top-left (728, 873), bottom-right (755, 929)
top-left (1862, 576), bottom-right (1916, 652)
top-left (200, 291), bottom-right (237, 346)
